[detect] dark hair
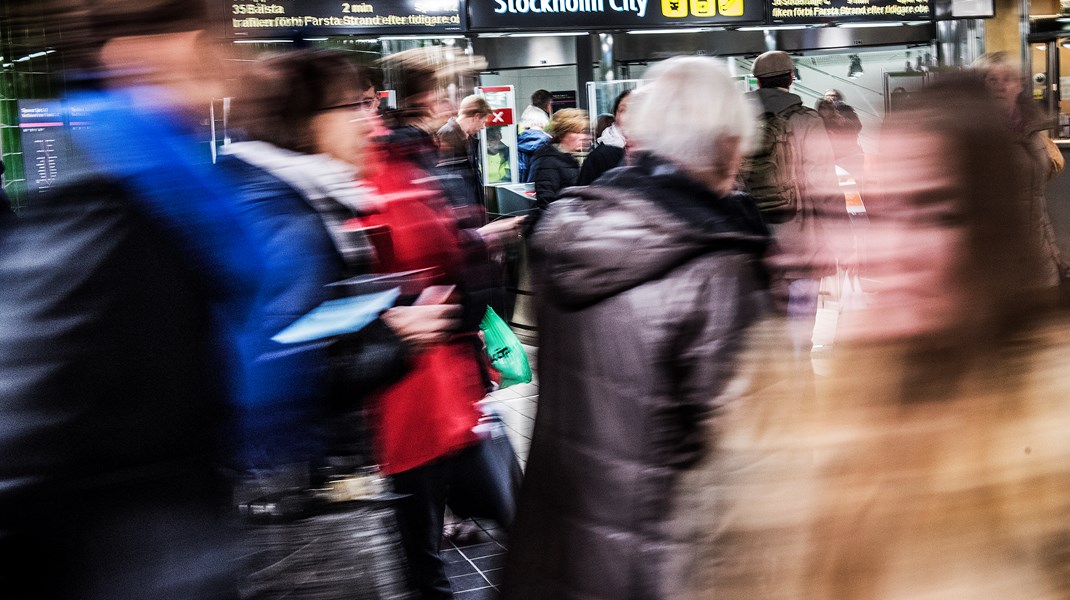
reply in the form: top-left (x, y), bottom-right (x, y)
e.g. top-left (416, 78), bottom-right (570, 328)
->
top-left (531, 89), bottom-right (553, 109)
top-left (230, 50), bottom-right (371, 154)
top-left (595, 114), bottom-right (614, 139)
top-left (757, 73), bottom-right (792, 90)
top-left (611, 89), bottom-right (632, 117)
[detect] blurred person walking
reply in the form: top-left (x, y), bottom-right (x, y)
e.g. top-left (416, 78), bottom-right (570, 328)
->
top-left (222, 50), bottom-right (478, 598)
top-left (362, 50), bottom-right (526, 600)
top-left (674, 75), bottom-right (1070, 600)
top-left (0, 3), bottom-right (260, 598)
top-left (528, 108), bottom-right (591, 209)
top-left (815, 90), bottom-right (865, 181)
top-left (577, 89), bottom-right (632, 186)
top-left (378, 47), bottom-right (523, 331)
top-left (973, 52), bottom-right (1066, 300)
top-left (743, 50), bottom-right (845, 354)
top-left (501, 56), bottom-right (770, 600)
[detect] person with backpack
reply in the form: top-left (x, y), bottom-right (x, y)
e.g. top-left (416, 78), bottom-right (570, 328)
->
top-left (741, 50), bottom-right (844, 355)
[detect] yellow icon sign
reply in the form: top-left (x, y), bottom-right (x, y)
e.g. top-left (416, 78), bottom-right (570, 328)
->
top-left (690, 0), bottom-right (716, 16)
top-left (662, 0), bottom-right (689, 17)
top-left (718, 0), bottom-right (743, 16)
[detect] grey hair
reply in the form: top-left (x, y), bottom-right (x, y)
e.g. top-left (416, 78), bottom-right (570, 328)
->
top-left (627, 56), bottom-right (756, 175)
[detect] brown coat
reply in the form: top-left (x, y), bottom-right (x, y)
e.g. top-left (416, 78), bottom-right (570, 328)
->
top-left (502, 155), bottom-right (770, 600)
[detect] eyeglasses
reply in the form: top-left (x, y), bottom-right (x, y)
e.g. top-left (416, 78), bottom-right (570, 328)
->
top-left (318, 99), bottom-right (377, 112)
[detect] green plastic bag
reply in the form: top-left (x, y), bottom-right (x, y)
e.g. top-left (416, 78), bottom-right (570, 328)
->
top-left (480, 307), bottom-right (532, 388)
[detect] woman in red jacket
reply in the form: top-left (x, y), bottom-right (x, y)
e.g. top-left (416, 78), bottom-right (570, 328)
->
top-left (355, 53), bottom-right (524, 599)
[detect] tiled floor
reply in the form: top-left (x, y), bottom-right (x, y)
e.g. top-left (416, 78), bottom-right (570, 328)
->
top-left (444, 344), bottom-right (539, 598)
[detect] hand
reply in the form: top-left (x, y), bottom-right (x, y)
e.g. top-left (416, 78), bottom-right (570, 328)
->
top-left (381, 303), bottom-right (462, 350)
top-left (477, 216), bottom-right (527, 250)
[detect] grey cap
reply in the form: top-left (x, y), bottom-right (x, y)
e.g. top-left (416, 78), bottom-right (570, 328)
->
top-left (752, 51), bottom-right (794, 78)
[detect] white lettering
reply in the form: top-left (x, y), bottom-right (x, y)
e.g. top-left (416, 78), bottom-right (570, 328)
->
top-left (492, 0), bottom-right (608, 13)
top-left (609, 0), bottom-right (624, 10)
top-left (635, 0), bottom-right (647, 16)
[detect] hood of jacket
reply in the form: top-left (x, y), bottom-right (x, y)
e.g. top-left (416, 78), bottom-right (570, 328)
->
top-left (518, 128), bottom-right (552, 152)
top-left (531, 153), bottom-right (769, 307)
top-left (747, 87), bottom-right (804, 115)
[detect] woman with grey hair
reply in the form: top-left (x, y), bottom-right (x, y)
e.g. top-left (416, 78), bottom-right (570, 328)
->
top-left (500, 56), bottom-right (771, 600)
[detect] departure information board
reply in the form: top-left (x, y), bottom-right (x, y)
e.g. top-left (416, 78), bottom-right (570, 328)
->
top-left (769, 0), bottom-right (930, 22)
top-left (467, 0), bottom-right (765, 30)
top-left (17, 100), bottom-right (70, 194)
top-left (226, 0), bottom-right (464, 37)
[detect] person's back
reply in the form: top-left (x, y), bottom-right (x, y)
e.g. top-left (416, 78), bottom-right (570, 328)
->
top-left (518, 127), bottom-right (552, 183)
top-left (741, 51), bottom-right (843, 354)
top-left (520, 89), bottom-right (552, 132)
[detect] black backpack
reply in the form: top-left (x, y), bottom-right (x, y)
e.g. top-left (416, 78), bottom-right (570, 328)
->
top-left (739, 103), bottom-right (808, 224)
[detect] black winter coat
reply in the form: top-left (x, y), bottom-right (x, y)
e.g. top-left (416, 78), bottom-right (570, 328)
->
top-left (576, 142), bottom-right (625, 186)
top-left (0, 177), bottom-right (237, 598)
top-left (501, 153), bottom-right (771, 600)
top-left (530, 143), bottom-right (580, 208)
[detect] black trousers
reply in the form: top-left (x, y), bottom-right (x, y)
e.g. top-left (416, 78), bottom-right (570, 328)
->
top-left (390, 440), bottom-right (518, 599)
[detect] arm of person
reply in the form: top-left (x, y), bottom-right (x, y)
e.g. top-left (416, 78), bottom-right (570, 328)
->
top-left (330, 303), bottom-right (461, 396)
top-left (476, 215), bottom-right (527, 252)
top-left (649, 258), bottom-right (767, 470)
top-left (1041, 131), bottom-right (1065, 178)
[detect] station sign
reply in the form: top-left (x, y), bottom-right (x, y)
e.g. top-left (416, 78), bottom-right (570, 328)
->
top-left (468, 0), bottom-right (764, 30)
top-left (226, 0), bottom-right (464, 37)
top-left (769, 0), bottom-right (930, 22)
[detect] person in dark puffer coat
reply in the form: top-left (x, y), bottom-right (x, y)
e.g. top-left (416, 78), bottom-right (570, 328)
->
top-left (501, 57), bottom-right (770, 600)
top-left (528, 108), bottom-right (591, 209)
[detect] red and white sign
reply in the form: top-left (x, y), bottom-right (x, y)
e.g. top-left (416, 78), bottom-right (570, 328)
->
top-left (485, 108), bottom-right (514, 127)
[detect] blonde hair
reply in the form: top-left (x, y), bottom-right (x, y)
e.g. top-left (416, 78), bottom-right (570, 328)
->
top-left (459, 94), bottom-right (492, 118)
top-left (544, 108), bottom-right (589, 141)
top-left (627, 56), bottom-right (756, 175)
